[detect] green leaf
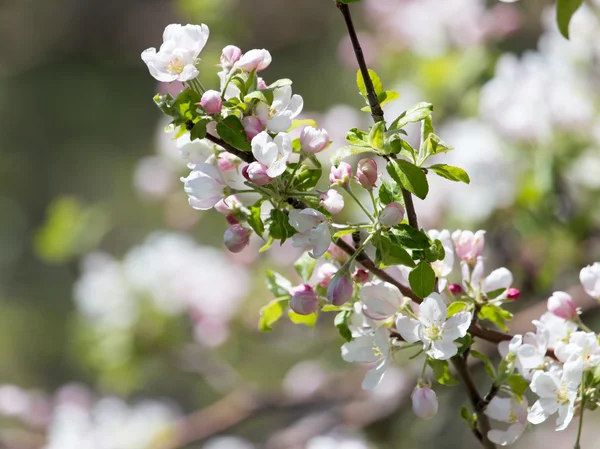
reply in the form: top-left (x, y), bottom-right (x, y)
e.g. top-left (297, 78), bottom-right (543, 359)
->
top-left (216, 115), bottom-right (251, 151)
top-left (294, 252), bottom-right (317, 282)
top-left (428, 358), bottom-right (458, 386)
top-left (506, 373), bottom-right (529, 398)
top-left (556, 0), bottom-right (583, 39)
top-left (429, 164), bottom-right (470, 184)
top-left (259, 297), bottom-right (289, 331)
top-left (471, 350), bottom-right (496, 379)
top-left (447, 301), bottom-right (468, 316)
top-left (289, 119), bottom-right (318, 131)
top-left (292, 138), bottom-right (302, 152)
top-left (259, 235), bottom-right (275, 253)
top-left (265, 270), bottom-right (293, 297)
top-left (269, 78), bottom-right (293, 89)
top-left (460, 406), bottom-right (475, 427)
top-left (332, 228), bottom-right (357, 239)
top-left (288, 310), bottom-right (318, 328)
top-left (190, 120), bottom-right (207, 141)
top-left (378, 90), bottom-right (399, 107)
top-left (268, 209), bottom-right (296, 242)
top-left (375, 234), bottom-right (415, 268)
top-left (424, 239), bottom-right (446, 263)
top-left (247, 201), bottom-right (265, 237)
top-left (291, 167), bottom-right (322, 191)
top-left (409, 261), bottom-right (436, 298)
top-left (389, 102), bottom-right (433, 130)
top-left (346, 128), bottom-right (370, 146)
top-left (330, 146), bottom-right (377, 165)
top-left (335, 311), bottom-right (353, 342)
top-left (391, 225), bottom-right (431, 250)
top-left (378, 179), bottom-right (403, 205)
top-left (496, 356), bottom-right (516, 385)
top-left (244, 89), bottom-right (274, 105)
top-left (322, 304), bottom-right (344, 312)
top-left (356, 69), bottom-right (383, 97)
top-left (455, 333), bottom-right (472, 355)
top-left (368, 121), bottom-right (386, 151)
top-left (478, 304), bottom-right (513, 331)
top-left (486, 288), bottom-right (507, 300)
top-left (386, 159), bottom-right (429, 200)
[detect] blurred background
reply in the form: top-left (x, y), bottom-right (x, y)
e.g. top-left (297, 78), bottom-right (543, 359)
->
top-left (0, 0), bottom-right (600, 447)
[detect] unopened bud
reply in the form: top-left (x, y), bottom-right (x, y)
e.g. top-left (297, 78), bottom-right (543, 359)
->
top-left (412, 386), bottom-right (438, 419)
top-left (243, 162), bottom-right (273, 186)
top-left (352, 268), bottom-right (369, 284)
top-left (300, 126), bottom-right (330, 154)
top-left (317, 263), bottom-right (338, 288)
top-left (217, 153), bottom-right (239, 172)
top-left (257, 77), bottom-right (268, 89)
top-left (223, 224), bottom-right (250, 253)
top-left (236, 49), bottom-right (272, 72)
top-left (220, 45), bottom-right (242, 70)
top-left (506, 288), bottom-right (520, 301)
top-left (547, 291), bottom-right (577, 320)
top-left (242, 116), bottom-right (263, 140)
top-left (329, 162), bottom-right (352, 188)
top-left (214, 195), bottom-right (242, 215)
top-left (200, 90), bottom-right (222, 115)
top-left (448, 283), bottom-right (463, 295)
top-left (289, 284), bottom-right (318, 315)
top-left (356, 158), bottom-right (378, 189)
top-left (452, 230), bottom-right (485, 263)
top-left (378, 202), bottom-right (405, 227)
top-left (326, 272), bottom-right (354, 306)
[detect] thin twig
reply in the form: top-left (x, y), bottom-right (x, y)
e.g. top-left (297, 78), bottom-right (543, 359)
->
top-left (204, 132), bottom-right (254, 163)
top-left (401, 188), bottom-right (419, 229)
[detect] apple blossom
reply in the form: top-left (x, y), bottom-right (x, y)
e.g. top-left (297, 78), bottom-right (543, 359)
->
top-left (360, 280), bottom-right (402, 320)
top-left (223, 225), bottom-right (250, 253)
top-left (341, 327), bottom-right (390, 390)
top-left (411, 386), bottom-right (438, 419)
top-left (251, 131), bottom-right (292, 177)
top-left (355, 158), bottom-right (378, 189)
top-left (142, 24), bottom-right (210, 82)
top-left (352, 268), bottom-right (369, 284)
top-left (220, 45), bottom-right (242, 70)
top-left (288, 209), bottom-right (331, 258)
top-left (326, 272), bottom-right (354, 306)
top-left (319, 189), bottom-right (344, 214)
top-left (242, 116), bottom-right (263, 140)
top-left (242, 162), bottom-right (273, 186)
top-left (547, 291), bottom-right (577, 320)
top-left (289, 284), bottom-right (318, 315)
top-left (535, 312), bottom-right (578, 348)
top-left (484, 395), bottom-right (528, 445)
top-left (452, 230), bottom-right (485, 263)
top-left (256, 86), bottom-right (303, 133)
top-left (482, 267), bottom-right (514, 298)
top-left (181, 163), bottom-right (226, 210)
top-left (428, 229), bottom-right (454, 291)
top-left (200, 90), bottom-right (223, 114)
top-left (329, 162), bottom-right (352, 188)
top-left (378, 202), bottom-right (405, 227)
top-left (580, 262), bottom-right (600, 299)
top-left (214, 195), bottom-right (242, 215)
top-left (217, 152), bottom-right (240, 172)
top-left (499, 331), bottom-right (547, 379)
top-left (317, 263), bottom-right (338, 288)
top-left (236, 49), bottom-right (272, 72)
top-left (395, 293), bottom-right (472, 360)
top-left (300, 126), bottom-right (330, 154)
top-left (177, 134), bottom-right (213, 165)
top-left (555, 331), bottom-right (600, 371)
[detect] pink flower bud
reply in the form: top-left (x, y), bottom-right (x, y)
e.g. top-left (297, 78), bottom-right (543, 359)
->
top-left (547, 291), bottom-right (577, 320)
top-left (452, 230), bottom-right (485, 262)
top-left (326, 272), bottom-right (354, 306)
top-left (200, 90), bottom-right (223, 115)
top-left (223, 224), bottom-right (250, 253)
top-left (352, 268), bottom-right (369, 284)
top-left (236, 49), bottom-right (272, 72)
top-left (378, 202), bottom-right (405, 227)
top-left (242, 116), bottom-right (263, 140)
top-left (320, 189), bottom-right (344, 214)
top-left (217, 152), bottom-right (239, 172)
top-left (317, 263), bottom-right (338, 288)
top-left (356, 158), bottom-right (378, 189)
top-left (448, 283), bottom-right (463, 295)
top-left (290, 284), bottom-right (319, 315)
top-left (220, 45), bottom-right (242, 70)
top-left (329, 162), bottom-right (352, 188)
top-left (507, 288), bottom-right (520, 301)
top-left (242, 162), bottom-right (273, 186)
top-left (300, 126), bottom-right (330, 154)
top-left (412, 386), bottom-right (438, 419)
top-left (257, 77), bottom-right (268, 89)
top-left (214, 195), bottom-right (242, 215)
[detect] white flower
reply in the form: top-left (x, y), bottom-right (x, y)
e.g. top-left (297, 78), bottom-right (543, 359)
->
top-left (320, 189), bottom-right (344, 214)
top-left (535, 312), bottom-right (577, 348)
top-left (176, 134), bottom-right (214, 165)
top-left (141, 24), bottom-right (209, 82)
top-left (555, 331), bottom-right (600, 371)
top-left (428, 229), bottom-right (454, 290)
top-left (288, 209), bottom-right (331, 258)
top-left (251, 131), bottom-right (292, 177)
top-left (527, 362), bottom-right (582, 431)
top-left (236, 49), bottom-right (272, 72)
top-left (256, 86), bottom-right (303, 133)
top-left (462, 256), bottom-right (514, 300)
top-left (452, 229), bottom-right (485, 262)
top-left (341, 327), bottom-right (390, 390)
top-left (580, 262), bottom-right (600, 299)
top-left (499, 331), bottom-right (547, 380)
top-left (181, 163), bottom-right (226, 210)
top-left (395, 293), bottom-right (472, 360)
top-left (360, 280), bottom-right (403, 320)
top-left (485, 395), bottom-right (528, 446)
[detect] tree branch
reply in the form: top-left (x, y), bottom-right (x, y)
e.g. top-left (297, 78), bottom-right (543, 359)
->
top-left (204, 132), bottom-right (255, 164)
top-left (401, 188), bottom-right (419, 229)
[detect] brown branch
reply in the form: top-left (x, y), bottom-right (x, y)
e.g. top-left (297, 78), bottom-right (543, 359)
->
top-left (401, 188), bottom-right (419, 229)
top-left (204, 132), bottom-right (255, 164)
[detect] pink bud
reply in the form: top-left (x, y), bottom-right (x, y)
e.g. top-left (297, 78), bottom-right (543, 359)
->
top-left (257, 77), bottom-right (268, 89)
top-left (452, 230), bottom-right (485, 262)
top-left (378, 202), bottom-right (405, 227)
top-left (356, 158), bottom-right (378, 189)
top-left (290, 284), bottom-right (318, 315)
top-left (200, 90), bottom-right (223, 115)
top-left (352, 268), bottom-right (369, 284)
top-left (326, 272), bottom-right (354, 306)
top-left (547, 291), bottom-right (577, 320)
top-left (223, 224), bottom-right (250, 253)
top-left (317, 263), bottom-right (338, 287)
top-left (448, 283), bottom-right (463, 295)
top-left (242, 116), bottom-right (263, 140)
top-left (300, 126), bottom-right (330, 154)
top-left (507, 288), bottom-right (520, 301)
top-left (220, 45), bottom-right (242, 70)
top-left (217, 152), bottom-right (239, 172)
top-left (320, 189), bottom-right (344, 214)
top-left (236, 49), bottom-right (272, 72)
top-left (242, 162), bottom-right (273, 186)
top-left (215, 195), bottom-right (242, 215)
top-left (412, 387), bottom-right (438, 419)
top-left (329, 162), bottom-right (352, 188)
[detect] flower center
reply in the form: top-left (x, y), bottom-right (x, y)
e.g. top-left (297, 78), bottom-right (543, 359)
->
top-left (508, 410), bottom-right (519, 423)
top-left (557, 387), bottom-right (570, 404)
top-left (425, 325), bottom-right (442, 341)
top-left (165, 57), bottom-right (185, 74)
top-left (372, 346), bottom-right (383, 358)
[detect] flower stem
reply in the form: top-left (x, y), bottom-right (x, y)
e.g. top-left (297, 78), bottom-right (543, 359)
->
top-left (369, 189), bottom-right (379, 214)
top-left (577, 317), bottom-right (593, 333)
top-left (574, 374), bottom-right (586, 449)
top-left (347, 188), bottom-right (375, 222)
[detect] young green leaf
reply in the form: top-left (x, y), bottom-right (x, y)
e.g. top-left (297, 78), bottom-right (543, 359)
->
top-left (216, 115), bottom-right (251, 151)
top-left (378, 179), bottom-right (403, 205)
top-left (507, 373), bottom-right (529, 398)
top-left (556, 0), bottom-right (583, 39)
top-left (335, 311), bottom-right (353, 342)
top-left (375, 234), bottom-right (415, 267)
top-left (428, 164), bottom-right (470, 184)
top-left (470, 350), bottom-right (496, 379)
top-left (390, 225), bottom-right (431, 250)
top-left (190, 119), bottom-right (208, 141)
top-left (389, 102), bottom-right (433, 130)
top-left (288, 310), bottom-right (318, 328)
top-left (247, 201), bottom-right (265, 237)
top-left (269, 209), bottom-right (296, 242)
top-left (331, 146), bottom-right (377, 166)
top-left (386, 159), bottom-right (429, 200)
top-left (409, 261), bottom-right (436, 298)
top-left (356, 69), bottom-right (383, 97)
top-left (447, 301), bottom-right (469, 316)
top-left (259, 297), bottom-right (289, 331)
top-left (265, 270), bottom-right (293, 297)
top-left (368, 122), bottom-right (386, 151)
top-left (428, 358), bottom-right (458, 386)
top-left (478, 304), bottom-right (514, 331)
top-left (294, 252), bottom-right (317, 282)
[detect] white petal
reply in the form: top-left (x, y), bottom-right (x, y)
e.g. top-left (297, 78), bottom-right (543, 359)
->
top-left (419, 294), bottom-right (447, 326)
top-left (362, 359), bottom-right (388, 390)
top-left (267, 115), bottom-right (292, 133)
top-left (442, 311), bottom-right (472, 340)
top-left (529, 371), bottom-right (559, 397)
top-left (527, 400), bottom-right (550, 424)
top-left (395, 315), bottom-right (421, 343)
top-left (286, 94), bottom-right (304, 118)
top-left (178, 64), bottom-right (199, 82)
top-left (484, 397), bottom-right (512, 422)
top-left (555, 403), bottom-right (574, 431)
top-left (428, 340), bottom-right (457, 360)
top-left (483, 267), bottom-right (513, 293)
top-left (341, 335), bottom-right (378, 363)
